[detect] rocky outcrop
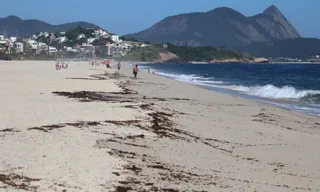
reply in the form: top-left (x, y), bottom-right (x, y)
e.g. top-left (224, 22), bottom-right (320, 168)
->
top-left (157, 52), bottom-right (180, 63)
top-left (126, 5), bottom-right (301, 48)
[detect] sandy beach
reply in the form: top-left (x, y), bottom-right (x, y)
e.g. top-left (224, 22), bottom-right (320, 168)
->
top-left (0, 60), bottom-right (319, 192)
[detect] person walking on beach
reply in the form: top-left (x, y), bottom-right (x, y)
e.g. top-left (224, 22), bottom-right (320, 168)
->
top-left (133, 64), bottom-right (139, 79)
top-left (117, 62), bottom-right (121, 71)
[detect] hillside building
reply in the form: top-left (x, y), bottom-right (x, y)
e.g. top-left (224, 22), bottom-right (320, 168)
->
top-left (14, 42), bottom-right (24, 53)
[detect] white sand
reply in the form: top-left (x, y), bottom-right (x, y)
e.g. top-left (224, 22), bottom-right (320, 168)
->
top-left (0, 60), bottom-right (319, 191)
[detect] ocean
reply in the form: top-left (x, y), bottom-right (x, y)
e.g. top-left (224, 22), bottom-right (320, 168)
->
top-left (140, 63), bottom-right (320, 116)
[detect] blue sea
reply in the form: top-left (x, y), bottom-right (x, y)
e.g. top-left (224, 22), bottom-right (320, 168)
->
top-left (140, 63), bottom-right (320, 116)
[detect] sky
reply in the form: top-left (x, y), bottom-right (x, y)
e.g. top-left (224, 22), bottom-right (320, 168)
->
top-left (0, 0), bottom-right (319, 38)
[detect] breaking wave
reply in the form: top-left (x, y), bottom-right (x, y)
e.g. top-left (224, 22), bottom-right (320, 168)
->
top-left (154, 71), bottom-right (320, 103)
top-left (230, 85), bottom-right (320, 101)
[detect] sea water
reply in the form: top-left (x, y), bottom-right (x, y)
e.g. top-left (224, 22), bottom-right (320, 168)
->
top-left (140, 63), bottom-right (320, 116)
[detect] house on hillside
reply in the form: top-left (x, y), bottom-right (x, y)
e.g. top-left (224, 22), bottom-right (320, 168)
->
top-left (48, 46), bottom-right (57, 54)
top-left (107, 43), bottom-right (124, 56)
top-left (0, 40), bottom-right (9, 52)
top-left (39, 32), bottom-right (50, 38)
top-left (14, 42), bottom-right (24, 53)
top-left (31, 35), bottom-right (38, 40)
top-left (80, 43), bottom-right (94, 54)
top-left (66, 47), bottom-right (78, 53)
top-left (94, 28), bottom-right (110, 39)
top-left (10, 37), bottom-right (17, 43)
top-left (77, 34), bottom-right (86, 40)
top-left (87, 37), bottom-right (96, 44)
top-left (27, 39), bottom-right (38, 51)
top-left (37, 43), bottom-right (48, 54)
top-left (56, 36), bottom-right (68, 43)
top-left (111, 35), bottom-right (121, 43)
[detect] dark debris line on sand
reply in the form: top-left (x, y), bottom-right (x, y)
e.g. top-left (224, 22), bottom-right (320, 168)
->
top-left (100, 110), bottom-right (238, 191)
top-left (52, 79), bottom-right (190, 104)
top-left (27, 120), bottom-right (142, 133)
top-left (0, 128), bottom-right (20, 133)
top-left (0, 173), bottom-right (40, 191)
top-left (66, 73), bottom-right (126, 81)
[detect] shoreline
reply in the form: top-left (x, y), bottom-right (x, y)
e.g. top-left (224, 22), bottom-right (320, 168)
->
top-left (1, 60), bottom-right (320, 191)
top-left (136, 61), bottom-right (320, 65)
top-left (136, 63), bottom-right (320, 117)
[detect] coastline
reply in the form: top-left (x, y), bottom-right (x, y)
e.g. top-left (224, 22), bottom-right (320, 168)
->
top-left (137, 60), bottom-right (320, 65)
top-left (1, 60), bottom-right (320, 191)
top-left (270, 61), bottom-right (320, 64)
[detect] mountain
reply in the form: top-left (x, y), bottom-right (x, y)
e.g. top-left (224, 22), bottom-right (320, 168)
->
top-left (0, 16), bottom-right (99, 37)
top-left (251, 5), bottom-right (300, 40)
top-left (238, 38), bottom-right (320, 58)
top-left (125, 5), bottom-right (301, 48)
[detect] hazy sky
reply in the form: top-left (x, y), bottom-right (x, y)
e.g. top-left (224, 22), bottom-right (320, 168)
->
top-left (0, 0), bottom-right (319, 38)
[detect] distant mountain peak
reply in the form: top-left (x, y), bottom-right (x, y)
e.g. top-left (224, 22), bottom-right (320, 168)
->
top-left (263, 5), bottom-right (281, 15)
top-left (207, 7), bottom-right (240, 15)
top-left (208, 7), bottom-right (236, 12)
top-left (125, 5), bottom-right (301, 48)
top-left (0, 15), bottom-right (99, 37)
top-left (5, 15), bottom-right (21, 21)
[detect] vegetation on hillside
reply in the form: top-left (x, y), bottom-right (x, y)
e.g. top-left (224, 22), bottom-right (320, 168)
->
top-left (36, 26), bottom-right (113, 48)
top-left (167, 44), bottom-right (253, 62)
top-left (121, 43), bottom-right (253, 62)
top-left (121, 46), bottom-right (162, 61)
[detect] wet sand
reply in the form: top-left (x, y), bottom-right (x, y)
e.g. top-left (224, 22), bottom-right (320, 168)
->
top-left (0, 60), bottom-right (319, 191)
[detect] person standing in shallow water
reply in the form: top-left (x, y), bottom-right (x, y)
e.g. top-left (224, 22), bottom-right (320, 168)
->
top-left (133, 64), bottom-right (139, 79)
top-left (117, 62), bottom-right (121, 71)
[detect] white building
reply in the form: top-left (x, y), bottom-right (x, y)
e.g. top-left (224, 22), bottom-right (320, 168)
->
top-left (0, 35), bottom-right (4, 40)
top-left (39, 32), bottom-right (50, 38)
top-left (15, 42), bottom-right (24, 53)
top-left (10, 37), bottom-right (17, 43)
top-left (87, 37), bottom-right (96, 44)
top-left (66, 47), bottom-right (78, 53)
top-left (48, 46), bottom-right (57, 54)
top-left (122, 42), bottom-right (131, 49)
top-left (77, 34), bottom-right (86, 40)
top-left (27, 40), bottom-right (38, 50)
top-left (107, 43), bottom-right (124, 56)
top-left (111, 35), bottom-right (120, 43)
top-left (82, 43), bottom-right (93, 47)
top-left (37, 43), bottom-right (48, 54)
top-left (94, 29), bottom-right (109, 37)
top-left (56, 36), bottom-right (68, 43)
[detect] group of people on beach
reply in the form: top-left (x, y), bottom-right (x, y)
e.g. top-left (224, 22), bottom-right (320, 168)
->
top-left (90, 60), bottom-right (100, 67)
top-left (148, 67), bottom-right (156, 74)
top-left (55, 61), bottom-right (68, 70)
top-left (131, 64), bottom-right (158, 78)
top-left (131, 65), bottom-right (156, 78)
top-left (89, 60), bottom-right (122, 71)
top-left (56, 58), bottom-right (151, 80)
